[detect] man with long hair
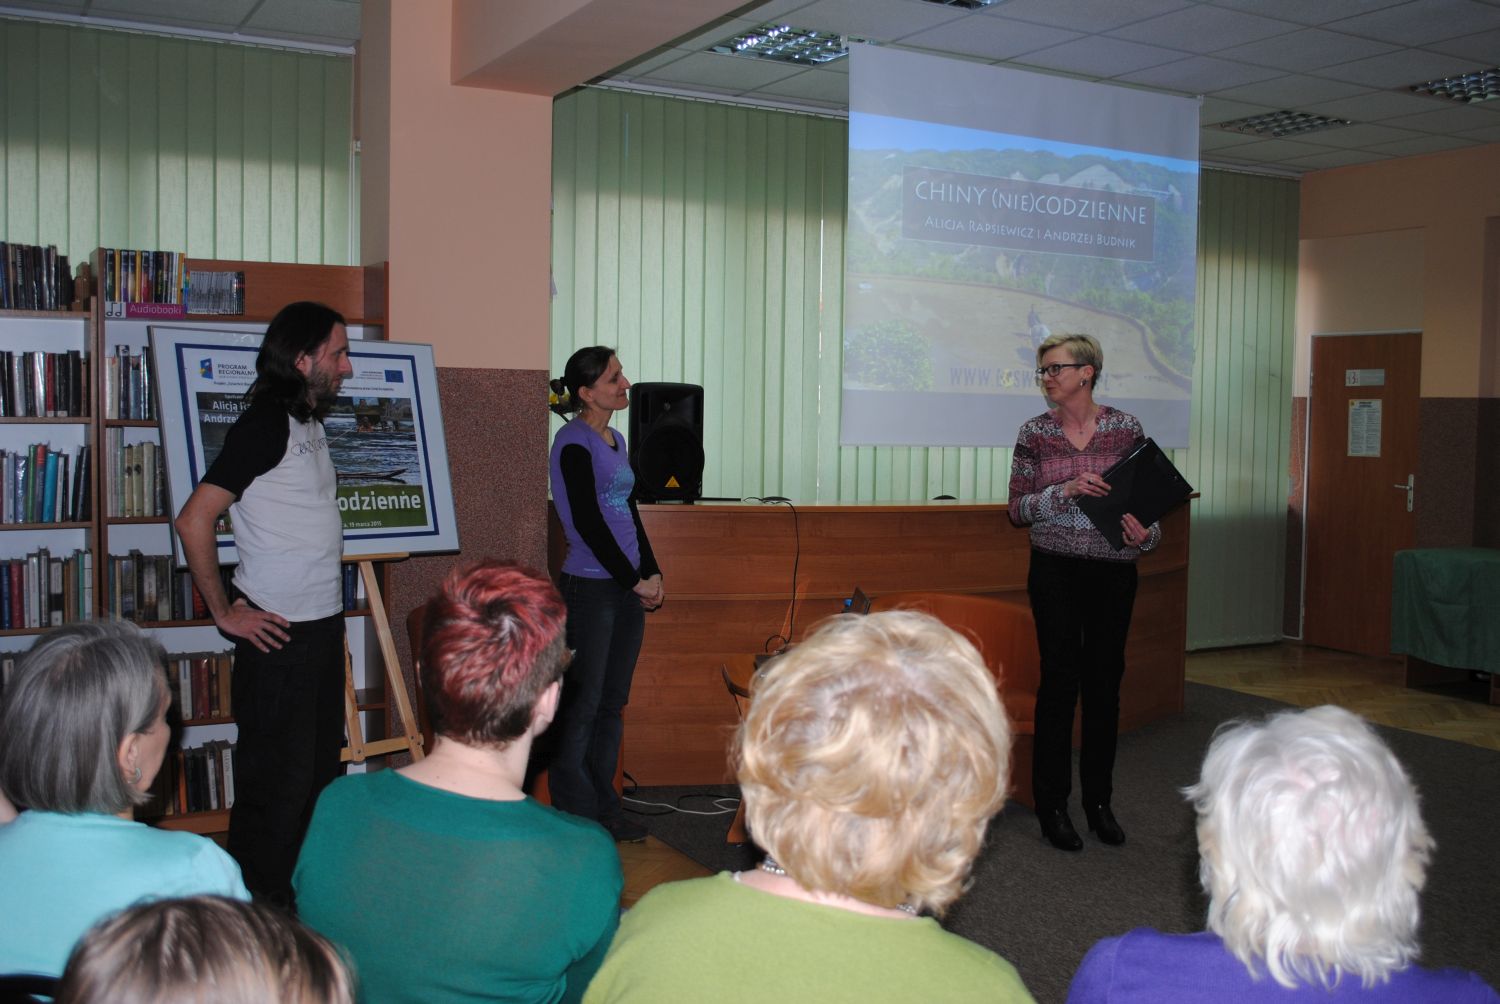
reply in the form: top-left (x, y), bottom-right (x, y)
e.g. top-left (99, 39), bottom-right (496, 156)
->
top-left (175, 301), bottom-right (353, 906)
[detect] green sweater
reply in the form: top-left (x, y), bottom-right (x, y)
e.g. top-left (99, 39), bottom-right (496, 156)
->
top-left (584, 872), bottom-right (1034, 1003)
top-left (294, 771), bottom-right (621, 1004)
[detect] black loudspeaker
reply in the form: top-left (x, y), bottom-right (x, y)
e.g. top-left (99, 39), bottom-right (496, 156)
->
top-left (628, 382), bottom-right (705, 503)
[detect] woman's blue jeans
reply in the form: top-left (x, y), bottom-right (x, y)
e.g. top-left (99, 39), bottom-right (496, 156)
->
top-left (547, 573), bottom-right (646, 823)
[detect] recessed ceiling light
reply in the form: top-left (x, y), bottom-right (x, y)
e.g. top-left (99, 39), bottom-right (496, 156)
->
top-left (917, 0), bottom-right (1006, 9)
top-left (707, 23), bottom-right (849, 65)
top-left (1409, 67), bottom-right (1500, 104)
top-left (1213, 110), bottom-right (1353, 138)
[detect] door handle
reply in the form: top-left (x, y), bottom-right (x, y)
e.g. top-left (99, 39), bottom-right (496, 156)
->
top-left (1392, 474), bottom-right (1414, 512)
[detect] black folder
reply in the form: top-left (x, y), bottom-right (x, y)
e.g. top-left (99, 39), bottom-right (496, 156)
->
top-left (1076, 438), bottom-right (1194, 551)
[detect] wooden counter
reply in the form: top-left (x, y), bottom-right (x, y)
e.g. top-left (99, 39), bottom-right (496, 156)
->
top-left (552, 500), bottom-right (1191, 786)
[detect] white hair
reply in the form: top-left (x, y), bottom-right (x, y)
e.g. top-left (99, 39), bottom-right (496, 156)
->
top-left (1185, 705), bottom-right (1433, 990)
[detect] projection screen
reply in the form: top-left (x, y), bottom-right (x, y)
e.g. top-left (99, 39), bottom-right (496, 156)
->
top-left (841, 46), bottom-right (1199, 448)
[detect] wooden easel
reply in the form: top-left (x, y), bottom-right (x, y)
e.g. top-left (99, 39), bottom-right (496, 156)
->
top-left (341, 554), bottom-right (425, 763)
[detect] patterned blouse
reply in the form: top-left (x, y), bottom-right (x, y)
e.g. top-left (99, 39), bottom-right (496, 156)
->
top-left (1007, 405), bottom-right (1161, 562)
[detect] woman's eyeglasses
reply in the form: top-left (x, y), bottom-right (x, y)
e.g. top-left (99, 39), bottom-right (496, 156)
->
top-left (1035, 362), bottom-right (1087, 379)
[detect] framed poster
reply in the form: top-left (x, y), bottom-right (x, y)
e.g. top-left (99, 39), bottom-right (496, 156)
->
top-left (150, 326), bottom-right (460, 564)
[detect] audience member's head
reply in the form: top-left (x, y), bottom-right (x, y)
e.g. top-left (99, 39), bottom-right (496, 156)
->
top-left (1186, 704), bottom-right (1433, 990)
top-left (419, 560), bottom-right (569, 747)
top-left (56, 896), bottom-right (354, 1004)
top-left (0, 620), bottom-right (170, 815)
top-left (735, 610), bottom-right (1010, 917)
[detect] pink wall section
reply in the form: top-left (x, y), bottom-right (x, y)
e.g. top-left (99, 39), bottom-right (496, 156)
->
top-left (1298, 144), bottom-right (1500, 400)
top-left (361, 0), bottom-right (553, 371)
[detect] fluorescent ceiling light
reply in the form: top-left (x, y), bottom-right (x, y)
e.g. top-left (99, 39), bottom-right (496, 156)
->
top-left (1409, 67), bottom-right (1500, 104)
top-left (1213, 110), bottom-right (1353, 138)
top-left (917, 0), bottom-right (1005, 8)
top-left (707, 23), bottom-right (849, 65)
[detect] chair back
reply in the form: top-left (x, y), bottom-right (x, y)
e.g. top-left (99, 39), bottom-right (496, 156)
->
top-left (868, 591), bottom-right (1040, 724)
top-left (0, 972), bottom-right (59, 1004)
top-left (870, 590), bottom-right (1041, 808)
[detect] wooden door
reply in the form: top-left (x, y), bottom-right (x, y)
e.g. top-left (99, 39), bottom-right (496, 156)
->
top-left (1303, 333), bottom-right (1421, 656)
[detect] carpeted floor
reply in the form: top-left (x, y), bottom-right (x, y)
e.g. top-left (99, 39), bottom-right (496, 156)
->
top-left (624, 682), bottom-right (1500, 1004)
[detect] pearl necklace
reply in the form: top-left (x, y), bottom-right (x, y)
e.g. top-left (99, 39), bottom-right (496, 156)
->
top-left (758, 856), bottom-right (919, 915)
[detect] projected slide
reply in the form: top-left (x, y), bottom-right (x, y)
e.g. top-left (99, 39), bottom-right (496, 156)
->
top-left (842, 47), bottom-right (1199, 448)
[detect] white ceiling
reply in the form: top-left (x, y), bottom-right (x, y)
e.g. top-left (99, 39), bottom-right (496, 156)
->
top-left (2, 0), bottom-right (1498, 175)
top-left (605, 0), bottom-right (1500, 175)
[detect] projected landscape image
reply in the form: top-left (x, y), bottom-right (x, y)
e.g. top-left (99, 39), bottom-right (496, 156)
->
top-left (840, 111), bottom-right (1198, 447)
top-left (846, 136), bottom-right (1196, 399)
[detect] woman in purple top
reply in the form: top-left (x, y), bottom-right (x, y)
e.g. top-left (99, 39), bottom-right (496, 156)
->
top-left (545, 347), bottom-right (663, 842)
top-left (1008, 333), bottom-right (1160, 852)
top-left (1069, 706), bottom-right (1499, 1003)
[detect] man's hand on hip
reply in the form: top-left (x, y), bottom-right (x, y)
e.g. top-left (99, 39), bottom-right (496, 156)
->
top-left (219, 599), bottom-right (292, 652)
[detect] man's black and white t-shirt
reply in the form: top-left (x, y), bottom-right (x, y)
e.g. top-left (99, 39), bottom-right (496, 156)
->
top-left (200, 398), bottom-right (343, 621)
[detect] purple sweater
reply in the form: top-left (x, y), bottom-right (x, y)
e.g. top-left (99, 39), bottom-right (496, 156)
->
top-left (1069, 929), bottom-right (1498, 1003)
top-left (1008, 405), bottom-right (1160, 561)
top-left (549, 419), bottom-right (659, 587)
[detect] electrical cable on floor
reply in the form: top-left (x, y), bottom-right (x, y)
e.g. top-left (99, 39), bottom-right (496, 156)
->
top-left (621, 772), bottom-right (740, 817)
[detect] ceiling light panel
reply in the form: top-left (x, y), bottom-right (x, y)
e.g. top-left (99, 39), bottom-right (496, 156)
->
top-left (1409, 67), bottom-right (1500, 104)
top-left (707, 23), bottom-right (849, 65)
top-left (1214, 109), bottom-right (1354, 138)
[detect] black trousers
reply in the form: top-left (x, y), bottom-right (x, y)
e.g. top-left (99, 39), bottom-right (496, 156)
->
top-left (226, 609), bottom-right (346, 907)
top-left (1027, 549), bottom-right (1138, 812)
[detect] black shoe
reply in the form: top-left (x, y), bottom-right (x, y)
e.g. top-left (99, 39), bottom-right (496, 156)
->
top-left (1084, 804), bottom-right (1126, 846)
top-left (604, 817), bottom-right (648, 843)
top-left (1037, 806), bottom-right (1083, 851)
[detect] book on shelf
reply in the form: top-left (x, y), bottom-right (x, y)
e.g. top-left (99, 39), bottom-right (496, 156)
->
top-left (0, 444), bottom-right (87, 524)
top-left (104, 436), bottom-right (166, 518)
top-left (0, 241), bottom-right (74, 311)
top-left (100, 248), bottom-right (186, 317)
top-left (0, 350), bottom-right (89, 418)
top-left (0, 548), bottom-right (91, 629)
top-left (185, 270), bottom-right (247, 315)
top-left (105, 345), bottom-right (158, 421)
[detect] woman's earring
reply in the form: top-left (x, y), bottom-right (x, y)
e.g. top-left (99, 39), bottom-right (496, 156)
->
top-left (130, 766), bottom-right (143, 784)
top-left (1080, 378), bottom-right (1087, 387)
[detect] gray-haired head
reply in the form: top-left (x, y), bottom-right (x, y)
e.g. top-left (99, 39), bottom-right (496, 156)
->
top-left (0, 620), bottom-right (168, 814)
top-left (1185, 704), bottom-right (1433, 990)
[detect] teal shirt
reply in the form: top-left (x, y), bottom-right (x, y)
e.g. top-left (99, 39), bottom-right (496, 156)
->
top-left (0, 810), bottom-right (249, 977)
top-left (585, 872), bottom-right (1035, 1004)
top-left (294, 770), bottom-right (621, 1004)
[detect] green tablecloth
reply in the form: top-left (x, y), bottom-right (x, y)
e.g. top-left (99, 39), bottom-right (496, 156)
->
top-left (1391, 548), bottom-right (1500, 672)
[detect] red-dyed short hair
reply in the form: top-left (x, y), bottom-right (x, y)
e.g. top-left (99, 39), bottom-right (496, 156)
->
top-left (419, 561), bottom-right (568, 747)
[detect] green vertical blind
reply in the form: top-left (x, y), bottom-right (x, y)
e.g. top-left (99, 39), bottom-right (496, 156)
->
top-left (551, 87), bottom-right (1020, 503)
top-left (552, 90), bottom-right (1298, 646)
top-left (1185, 170), bottom-right (1298, 647)
top-left (0, 18), bottom-right (354, 268)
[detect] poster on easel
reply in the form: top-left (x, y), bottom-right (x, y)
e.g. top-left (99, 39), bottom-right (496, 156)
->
top-left (150, 326), bottom-right (460, 564)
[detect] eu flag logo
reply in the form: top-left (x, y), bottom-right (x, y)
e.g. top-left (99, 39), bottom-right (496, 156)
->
top-left (384, 370), bottom-right (404, 383)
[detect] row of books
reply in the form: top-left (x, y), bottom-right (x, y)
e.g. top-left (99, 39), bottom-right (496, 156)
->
top-left (2, 444), bottom-right (91, 524)
top-left (101, 248), bottom-right (185, 306)
top-left (105, 551), bottom-right (223, 624)
top-left (105, 432), bottom-right (166, 518)
top-left (185, 270), bottom-right (247, 316)
top-left (144, 741), bottom-right (237, 818)
top-left (0, 350), bottom-right (90, 418)
top-left (0, 548), bottom-right (93, 630)
top-left (104, 345), bottom-right (156, 421)
top-left (170, 649), bottom-right (235, 722)
top-left (103, 553), bottom-right (367, 624)
top-left (0, 242), bottom-right (75, 312)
